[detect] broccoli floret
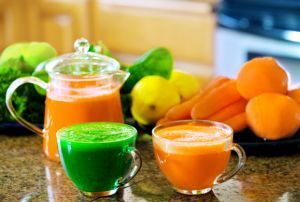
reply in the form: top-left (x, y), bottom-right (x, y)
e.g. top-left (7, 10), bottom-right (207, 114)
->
top-left (0, 58), bottom-right (45, 123)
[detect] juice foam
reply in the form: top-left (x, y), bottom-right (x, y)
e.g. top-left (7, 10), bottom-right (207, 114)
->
top-left (58, 122), bottom-right (137, 143)
top-left (154, 124), bottom-right (232, 155)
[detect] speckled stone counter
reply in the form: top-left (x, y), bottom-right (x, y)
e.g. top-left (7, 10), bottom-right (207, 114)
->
top-left (1, 134), bottom-right (300, 202)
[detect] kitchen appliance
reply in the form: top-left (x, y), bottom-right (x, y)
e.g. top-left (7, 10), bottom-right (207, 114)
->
top-left (215, 0), bottom-right (300, 83)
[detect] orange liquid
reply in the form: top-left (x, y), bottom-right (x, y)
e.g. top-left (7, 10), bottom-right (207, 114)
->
top-left (153, 124), bottom-right (232, 191)
top-left (43, 89), bottom-right (123, 162)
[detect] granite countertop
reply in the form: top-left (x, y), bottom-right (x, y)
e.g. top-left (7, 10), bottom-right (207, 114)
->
top-left (1, 134), bottom-right (300, 202)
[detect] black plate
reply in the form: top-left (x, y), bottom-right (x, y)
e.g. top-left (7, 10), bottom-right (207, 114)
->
top-left (234, 129), bottom-right (300, 156)
top-left (0, 122), bottom-right (43, 135)
top-left (139, 123), bottom-right (300, 156)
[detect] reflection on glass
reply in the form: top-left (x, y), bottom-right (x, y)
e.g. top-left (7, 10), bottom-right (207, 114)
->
top-left (44, 160), bottom-right (79, 201)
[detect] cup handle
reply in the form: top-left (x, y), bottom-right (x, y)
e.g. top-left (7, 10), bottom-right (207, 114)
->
top-left (6, 76), bottom-right (47, 137)
top-left (118, 148), bottom-right (142, 188)
top-left (214, 143), bottom-right (246, 185)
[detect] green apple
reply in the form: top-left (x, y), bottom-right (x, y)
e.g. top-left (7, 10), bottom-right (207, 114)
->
top-left (23, 42), bottom-right (57, 69)
top-left (0, 43), bottom-right (29, 62)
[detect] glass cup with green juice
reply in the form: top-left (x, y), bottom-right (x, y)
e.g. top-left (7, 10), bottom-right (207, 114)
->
top-left (56, 122), bottom-right (142, 197)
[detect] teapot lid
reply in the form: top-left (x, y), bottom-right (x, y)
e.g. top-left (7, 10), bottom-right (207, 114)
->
top-left (45, 38), bottom-right (120, 77)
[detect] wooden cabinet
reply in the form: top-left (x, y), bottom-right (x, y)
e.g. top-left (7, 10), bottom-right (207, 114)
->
top-left (0, 0), bottom-right (215, 66)
top-left (0, 0), bottom-right (28, 50)
top-left (93, 0), bottom-right (216, 65)
top-left (0, 0), bottom-right (90, 53)
top-left (26, 0), bottom-right (90, 53)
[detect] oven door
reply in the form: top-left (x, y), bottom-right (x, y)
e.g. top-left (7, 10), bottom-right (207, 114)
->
top-left (215, 27), bottom-right (300, 84)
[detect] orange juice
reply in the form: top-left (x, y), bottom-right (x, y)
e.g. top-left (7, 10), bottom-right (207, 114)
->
top-left (43, 87), bottom-right (123, 162)
top-left (153, 122), bottom-right (232, 192)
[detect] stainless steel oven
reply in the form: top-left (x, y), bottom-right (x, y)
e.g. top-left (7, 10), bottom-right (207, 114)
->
top-left (215, 0), bottom-right (300, 83)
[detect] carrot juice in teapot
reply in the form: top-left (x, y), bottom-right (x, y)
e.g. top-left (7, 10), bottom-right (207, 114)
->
top-left (6, 38), bottom-right (128, 162)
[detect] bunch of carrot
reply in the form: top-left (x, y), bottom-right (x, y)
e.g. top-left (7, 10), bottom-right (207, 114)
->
top-left (158, 76), bottom-right (247, 132)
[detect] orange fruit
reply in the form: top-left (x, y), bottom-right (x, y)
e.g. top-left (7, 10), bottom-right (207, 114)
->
top-left (237, 57), bottom-right (288, 100)
top-left (246, 93), bottom-right (300, 140)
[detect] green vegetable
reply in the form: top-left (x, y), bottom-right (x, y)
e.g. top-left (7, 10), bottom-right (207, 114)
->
top-left (121, 93), bottom-right (132, 120)
top-left (0, 41), bottom-right (55, 124)
top-left (88, 41), bottom-right (112, 57)
top-left (32, 61), bottom-right (49, 96)
top-left (89, 41), bottom-right (128, 72)
top-left (88, 44), bottom-right (101, 54)
top-left (0, 58), bottom-right (45, 123)
top-left (121, 47), bottom-right (173, 94)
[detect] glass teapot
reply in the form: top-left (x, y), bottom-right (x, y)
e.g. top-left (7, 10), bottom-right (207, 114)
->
top-left (6, 38), bottom-right (129, 162)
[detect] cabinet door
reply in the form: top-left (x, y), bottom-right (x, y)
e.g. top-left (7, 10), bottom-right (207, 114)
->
top-left (0, 0), bottom-right (27, 50)
top-left (92, 0), bottom-right (215, 65)
top-left (26, 0), bottom-right (90, 53)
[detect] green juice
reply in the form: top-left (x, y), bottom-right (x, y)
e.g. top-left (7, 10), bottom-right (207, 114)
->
top-left (57, 122), bottom-right (137, 193)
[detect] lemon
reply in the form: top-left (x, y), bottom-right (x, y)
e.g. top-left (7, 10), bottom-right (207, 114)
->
top-left (170, 70), bottom-right (201, 101)
top-left (131, 76), bottom-right (180, 125)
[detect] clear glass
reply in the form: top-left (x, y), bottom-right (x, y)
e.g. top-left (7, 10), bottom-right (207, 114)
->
top-left (5, 38), bottom-right (129, 162)
top-left (82, 149), bottom-right (142, 197)
top-left (56, 126), bottom-right (142, 197)
top-left (45, 38), bottom-right (120, 77)
top-left (152, 120), bottom-right (246, 195)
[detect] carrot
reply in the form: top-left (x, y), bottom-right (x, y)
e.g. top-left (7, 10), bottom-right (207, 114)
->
top-left (165, 76), bottom-right (230, 121)
top-left (208, 99), bottom-right (247, 122)
top-left (156, 117), bottom-right (171, 125)
top-left (224, 112), bottom-right (247, 132)
top-left (191, 79), bottom-right (242, 119)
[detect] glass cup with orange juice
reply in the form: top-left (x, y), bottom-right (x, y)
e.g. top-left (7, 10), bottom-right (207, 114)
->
top-left (152, 120), bottom-right (246, 195)
top-left (6, 38), bottom-right (129, 162)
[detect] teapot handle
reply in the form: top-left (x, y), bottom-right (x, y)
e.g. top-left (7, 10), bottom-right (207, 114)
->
top-left (6, 76), bottom-right (47, 137)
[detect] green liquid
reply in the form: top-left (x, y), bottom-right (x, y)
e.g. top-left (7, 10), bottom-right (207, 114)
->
top-left (57, 122), bottom-right (137, 192)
